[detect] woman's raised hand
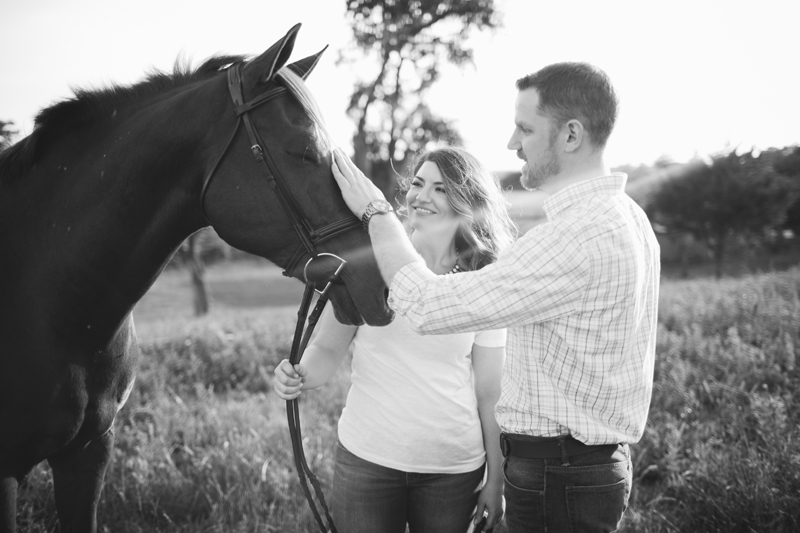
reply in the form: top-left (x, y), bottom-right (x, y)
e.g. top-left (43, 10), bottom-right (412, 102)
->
top-left (272, 359), bottom-right (308, 400)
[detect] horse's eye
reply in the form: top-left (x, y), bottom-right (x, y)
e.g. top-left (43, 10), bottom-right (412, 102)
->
top-left (284, 147), bottom-right (320, 166)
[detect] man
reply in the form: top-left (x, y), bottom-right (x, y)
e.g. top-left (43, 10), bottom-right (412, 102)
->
top-left (331, 62), bottom-right (659, 532)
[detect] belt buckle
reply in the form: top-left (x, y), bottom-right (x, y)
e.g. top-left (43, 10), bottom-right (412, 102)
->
top-left (499, 433), bottom-right (510, 457)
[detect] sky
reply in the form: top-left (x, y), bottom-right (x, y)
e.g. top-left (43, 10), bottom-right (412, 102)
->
top-left (1, 0), bottom-right (798, 172)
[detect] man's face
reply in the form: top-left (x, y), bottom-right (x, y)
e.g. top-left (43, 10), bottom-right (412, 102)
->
top-left (507, 88), bottom-right (562, 191)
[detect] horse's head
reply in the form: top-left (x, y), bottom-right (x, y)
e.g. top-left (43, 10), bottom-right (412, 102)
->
top-left (202, 24), bottom-right (392, 326)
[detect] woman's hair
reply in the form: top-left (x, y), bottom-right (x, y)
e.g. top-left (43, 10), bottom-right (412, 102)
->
top-left (396, 146), bottom-right (518, 271)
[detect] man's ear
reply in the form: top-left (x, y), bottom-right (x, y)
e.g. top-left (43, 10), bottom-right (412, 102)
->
top-left (564, 119), bottom-right (585, 153)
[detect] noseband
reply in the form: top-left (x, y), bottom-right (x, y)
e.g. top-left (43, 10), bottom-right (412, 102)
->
top-left (200, 62), bottom-right (359, 533)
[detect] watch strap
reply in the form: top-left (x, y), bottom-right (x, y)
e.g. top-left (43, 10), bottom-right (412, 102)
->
top-left (361, 200), bottom-right (392, 232)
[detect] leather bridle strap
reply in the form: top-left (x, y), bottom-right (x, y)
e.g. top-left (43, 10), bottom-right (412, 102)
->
top-left (199, 62), bottom-right (362, 281)
top-left (226, 64), bottom-right (317, 256)
top-left (199, 63), bottom-right (359, 532)
top-left (285, 253), bottom-right (346, 533)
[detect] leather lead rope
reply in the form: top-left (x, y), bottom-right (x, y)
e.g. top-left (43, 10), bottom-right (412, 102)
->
top-left (285, 254), bottom-right (346, 533)
top-left (198, 60), bottom-right (359, 531)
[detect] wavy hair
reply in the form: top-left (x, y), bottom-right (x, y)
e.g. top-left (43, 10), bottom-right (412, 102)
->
top-left (396, 146), bottom-right (518, 271)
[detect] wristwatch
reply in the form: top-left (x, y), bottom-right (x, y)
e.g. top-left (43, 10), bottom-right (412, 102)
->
top-left (361, 199), bottom-right (394, 232)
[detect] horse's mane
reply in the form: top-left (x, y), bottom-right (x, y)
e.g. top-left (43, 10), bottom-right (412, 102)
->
top-left (0, 55), bottom-right (247, 181)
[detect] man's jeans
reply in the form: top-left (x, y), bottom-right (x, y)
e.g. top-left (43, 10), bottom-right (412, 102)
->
top-left (503, 442), bottom-right (631, 533)
top-left (332, 441), bottom-right (485, 533)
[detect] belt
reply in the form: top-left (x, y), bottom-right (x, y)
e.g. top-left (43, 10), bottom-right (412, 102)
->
top-left (500, 433), bottom-right (617, 459)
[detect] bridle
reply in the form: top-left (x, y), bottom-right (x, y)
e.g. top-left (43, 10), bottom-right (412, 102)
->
top-left (200, 62), bottom-right (359, 533)
top-left (200, 61), bottom-right (362, 280)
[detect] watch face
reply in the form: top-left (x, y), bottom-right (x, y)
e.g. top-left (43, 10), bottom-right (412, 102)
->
top-left (373, 199), bottom-right (392, 213)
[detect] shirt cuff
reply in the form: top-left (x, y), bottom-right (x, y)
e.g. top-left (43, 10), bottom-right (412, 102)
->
top-left (387, 262), bottom-right (434, 314)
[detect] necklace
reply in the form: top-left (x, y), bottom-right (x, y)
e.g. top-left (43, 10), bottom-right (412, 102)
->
top-left (447, 248), bottom-right (462, 275)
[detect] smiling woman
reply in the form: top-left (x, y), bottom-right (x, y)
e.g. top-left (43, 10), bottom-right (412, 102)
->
top-left (273, 145), bottom-right (517, 532)
top-left (405, 160), bottom-right (463, 247)
top-left (397, 146), bottom-right (517, 272)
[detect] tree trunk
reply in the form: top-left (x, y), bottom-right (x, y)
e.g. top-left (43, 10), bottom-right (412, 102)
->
top-left (352, 131), bottom-right (397, 202)
top-left (353, 130), bottom-right (371, 173)
top-left (678, 236), bottom-right (689, 279)
top-left (188, 232), bottom-right (209, 316)
top-left (713, 237), bottom-right (726, 280)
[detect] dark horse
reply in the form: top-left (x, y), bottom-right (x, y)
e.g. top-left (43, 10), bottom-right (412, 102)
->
top-left (0, 24), bottom-right (392, 533)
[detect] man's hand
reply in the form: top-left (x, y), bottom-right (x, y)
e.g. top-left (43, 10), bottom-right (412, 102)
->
top-left (331, 148), bottom-right (387, 219)
top-left (332, 147), bottom-right (423, 287)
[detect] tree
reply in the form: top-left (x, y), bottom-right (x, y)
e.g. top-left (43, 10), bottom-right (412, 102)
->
top-left (341, 0), bottom-right (500, 201)
top-left (650, 149), bottom-right (799, 279)
top-left (0, 120), bottom-right (18, 151)
top-left (766, 145), bottom-right (800, 236)
top-left (175, 228), bottom-right (233, 316)
top-left (187, 231), bottom-right (210, 316)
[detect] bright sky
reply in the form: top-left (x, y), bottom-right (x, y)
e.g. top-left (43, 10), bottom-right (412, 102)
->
top-left (1, 0), bottom-right (798, 171)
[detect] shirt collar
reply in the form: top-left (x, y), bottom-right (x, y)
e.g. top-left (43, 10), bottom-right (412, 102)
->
top-left (542, 173), bottom-right (628, 220)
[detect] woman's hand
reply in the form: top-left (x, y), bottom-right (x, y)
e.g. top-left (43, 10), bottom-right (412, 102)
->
top-left (272, 359), bottom-right (308, 400)
top-left (474, 479), bottom-right (504, 531)
top-left (331, 148), bottom-right (387, 219)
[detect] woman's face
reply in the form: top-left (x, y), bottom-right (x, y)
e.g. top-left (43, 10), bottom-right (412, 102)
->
top-left (406, 160), bottom-right (461, 236)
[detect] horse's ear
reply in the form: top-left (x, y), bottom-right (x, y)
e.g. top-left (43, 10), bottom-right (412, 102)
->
top-left (286, 46), bottom-right (327, 80)
top-left (246, 23), bottom-right (301, 83)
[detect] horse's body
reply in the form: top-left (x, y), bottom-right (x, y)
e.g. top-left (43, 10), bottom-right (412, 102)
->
top-left (0, 25), bottom-right (391, 533)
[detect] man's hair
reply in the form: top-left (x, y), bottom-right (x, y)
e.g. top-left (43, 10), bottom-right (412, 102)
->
top-left (516, 62), bottom-right (618, 148)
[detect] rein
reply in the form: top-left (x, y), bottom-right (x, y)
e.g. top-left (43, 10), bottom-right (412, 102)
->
top-left (201, 62), bottom-right (360, 532)
top-left (285, 253), bottom-right (346, 533)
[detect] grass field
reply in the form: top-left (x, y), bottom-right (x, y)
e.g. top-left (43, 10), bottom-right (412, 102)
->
top-left (14, 259), bottom-right (800, 532)
top-left (133, 260), bottom-right (306, 324)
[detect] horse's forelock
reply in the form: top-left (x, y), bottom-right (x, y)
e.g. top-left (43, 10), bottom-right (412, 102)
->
top-left (276, 67), bottom-right (333, 150)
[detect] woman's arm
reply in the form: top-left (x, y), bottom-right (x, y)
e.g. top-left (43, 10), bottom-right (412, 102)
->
top-left (272, 306), bottom-right (357, 400)
top-left (472, 343), bottom-right (505, 530)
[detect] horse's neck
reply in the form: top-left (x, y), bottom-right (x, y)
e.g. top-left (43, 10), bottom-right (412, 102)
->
top-left (12, 82), bottom-right (225, 341)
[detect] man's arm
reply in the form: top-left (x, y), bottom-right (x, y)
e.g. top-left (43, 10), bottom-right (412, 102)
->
top-left (332, 149), bottom-right (425, 285)
top-left (332, 148), bottom-right (588, 336)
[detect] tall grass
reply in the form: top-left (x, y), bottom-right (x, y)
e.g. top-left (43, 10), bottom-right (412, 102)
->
top-left (14, 266), bottom-right (800, 531)
top-left (621, 268), bottom-right (800, 532)
top-left (16, 308), bottom-right (347, 533)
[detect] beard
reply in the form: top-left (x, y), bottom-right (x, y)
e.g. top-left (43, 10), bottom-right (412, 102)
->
top-left (520, 145), bottom-right (561, 191)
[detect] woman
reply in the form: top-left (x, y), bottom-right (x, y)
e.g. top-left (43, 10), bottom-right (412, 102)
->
top-left (274, 146), bottom-right (517, 533)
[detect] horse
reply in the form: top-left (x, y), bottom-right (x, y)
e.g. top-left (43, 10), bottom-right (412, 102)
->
top-left (0, 24), bottom-right (393, 533)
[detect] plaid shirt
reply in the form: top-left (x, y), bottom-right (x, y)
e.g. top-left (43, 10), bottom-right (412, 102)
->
top-left (388, 174), bottom-right (660, 445)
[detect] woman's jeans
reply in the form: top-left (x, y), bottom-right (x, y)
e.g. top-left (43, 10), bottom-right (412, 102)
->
top-left (503, 441), bottom-right (632, 533)
top-left (332, 441), bottom-right (485, 533)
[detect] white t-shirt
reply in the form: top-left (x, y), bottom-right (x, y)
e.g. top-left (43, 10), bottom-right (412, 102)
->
top-left (337, 313), bottom-right (506, 474)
